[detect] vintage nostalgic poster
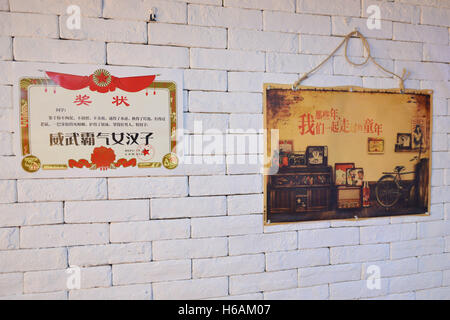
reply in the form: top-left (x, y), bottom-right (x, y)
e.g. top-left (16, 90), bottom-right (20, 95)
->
top-left (264, 85), bottom-right (432, 224)
top-left (14, 64), bottom-right (183, 178)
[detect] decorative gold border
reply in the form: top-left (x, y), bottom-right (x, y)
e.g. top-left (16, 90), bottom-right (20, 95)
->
top-left (20, 78), bottom-right (55, 156)
top-left (138, 162), bottom-right (162, 168)
top-left (19, 78), bottom-right (178, 172)
top-left (151, 81), bottom-right (177, 154)
top-left (263, 84), bottom-right (433, 226)
top-left (42, 164), bottom-right (68, 170)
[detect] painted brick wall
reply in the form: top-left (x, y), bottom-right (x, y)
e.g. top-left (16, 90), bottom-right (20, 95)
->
top-left (0, 0), bottom-right (449, 300)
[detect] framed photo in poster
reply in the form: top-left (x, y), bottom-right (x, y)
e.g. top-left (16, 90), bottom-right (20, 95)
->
top-left (395, 133), bottom-right (412, 151)
top-left (346, 168), bottom-right (364, 187)
top-left (411, 122), bottom-right (425, 150)
top-left (306, 146), bottom-right (328, 166)
top-left (279, 140), bottom-right (293, 153)
top-left (368, 137), bottom-right (384, 154)
top-left (335, 163), bottom-right (355, 186)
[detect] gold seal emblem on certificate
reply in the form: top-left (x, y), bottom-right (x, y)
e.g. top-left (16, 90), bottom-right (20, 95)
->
top-left (92, 69), bottom-right (112, 87)
top-left (162, 153), bottom-right (178, 170)
top-left (22, 155), bottom-right (41, 173)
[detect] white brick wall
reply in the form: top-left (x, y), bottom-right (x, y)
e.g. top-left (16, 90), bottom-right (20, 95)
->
top-left (64, 200), bottom-right (149, 223)
top-left (332, 17), bottom-right (393, 39)
top-left (225, 0), bottom-right (294, 12)
top-left (14, 38), bottom-right (106, 64)
top-left (190, 48), bottom-right (265, 71)
top-left (24, 266), bottom-right (111, 293)
top-left (330, 244), bottom-right (390, 264)
top-left (228, 29), bottom-right (298, 53)
top-left (0, 0), bottom-right (449, 300)
top-left (0, 12), bottom-right (59, 38)
top-left (184, 69), bottom-right (227, 91)
top-left (0, 202), bottom-right (63, 227)
top-left (112, 260), bottom-right (191, 285)
top-left (193, 254), bottom-right (265, 278)
top-left (0, 0), bottom-right (9, 11)
top-left (227, 194), bottom-right (263, 215)
top-left (389, 271), bottom-right (443, 294)
top-left (298, 227), bottom-right (359, 248)
top-left (393, 22), bottom-right (448, 44)
top-left (0, 227), bottom-right (19, 250)
top-left (264, 284), bottom-right (329, 300)
top-left (20, 224), bottom-right (109, 248)
top-left (0, 85), bottom-right (11, 108)
top-left (360, 224), bottom-right (417, 244)
top-left (60, 17), bottom-right (148, 44)
top-left (299, 35), bottom-right (364, 56)
top-left (0, 248), bottom-right (67, 273)
top-left (69, 243), bottom-right (152, 267)
top-left (423, 44), bottom-right (450, 63)
top-left (228, 72), bottom-right (298, 93)
top-left (229, 232), bottom-right (296, 256)
top-left (191, 215), bottom-right (262, 238)
top-left (9, 0), bottom-right (102, 17)
top-left (391, 237), bottom-right (446, 260)
top-left (107, 43), bottom-right (189, 68)
top-left (298, 0), bottom-right (361, 17)
top-left (188, 5), bottom-right (262, 30)
top-left (152, 237), bottom-right (228, 260)
top-left (0, 37), bottom-right (12, 60)
top-left (0, 180), bottom-right (16, 203)
top-left (230, 270), bottom-right (297, 295)
top-left (188, 91), bottom-right (262, 113)
top-left (103, 0), bottom-right (186, 23)
top-left (266, 248), bottom-right (329, 271)
top-left (361, 257), bottom-right (418, 278)
top-left (17, 179), bottom-right (107, 202)
top-left (151, 196), bottom-right (226, 218)
top-left (267, 52), bottom-right (333, 74)
top-left (70, 284), bottom-right (152, 300)
top-left (0, 273), bottom-right (22, 297)
top-left (299, 263), bottom-right (360, 287)
top-left (264, 11), bottom-right (331, 35)
top-left (0, 133), bottom-right (13, 155)
top-left (421, 6), bottom-right (450, 27)
top-left (189, 175), bottom-right (262, 195)
top-left (153, 277), bottom-right (228, 299)
top-left (149, 23), bottom-right (226, 48)
top-left (330, 279), bottom-right (389, 299)
top-left (0, 61), bottom-right (12, 84)
top-left (108, 177), bottom-right (188, 199)
top-left (362, 0), bottom-right (419, 24)
top-left (110, 219), bottom-right (190, 243)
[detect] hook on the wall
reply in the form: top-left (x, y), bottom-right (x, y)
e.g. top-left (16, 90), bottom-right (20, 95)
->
top-left (149, 8), bottom-right (157, 22)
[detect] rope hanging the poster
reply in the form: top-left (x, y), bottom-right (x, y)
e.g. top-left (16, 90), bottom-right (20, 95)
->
top-left (292, 29), bottom-right (410, 92)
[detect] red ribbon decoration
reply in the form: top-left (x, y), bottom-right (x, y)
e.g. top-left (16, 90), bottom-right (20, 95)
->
top-left (68, 159), bottom-right (92, 168)
top-left (46, 71), bottom-right (157, 93)
top-left (115, 158), bottom-right (137, 168)
top-left (68, 158), bottom-right (137, 169)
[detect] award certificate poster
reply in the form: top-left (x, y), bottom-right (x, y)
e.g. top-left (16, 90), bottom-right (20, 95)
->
top-left (13, 63), bottom-right (184, 178)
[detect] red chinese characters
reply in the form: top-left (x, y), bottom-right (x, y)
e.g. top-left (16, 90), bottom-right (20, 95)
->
top-left (73, 94), bottom-right (92, 106)
top-left (112, 96), bottom-right (130, 107)
top-left (298, 113), bottom-right (316, 135)
top-left (298, 108), bottom-right (383, 136)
